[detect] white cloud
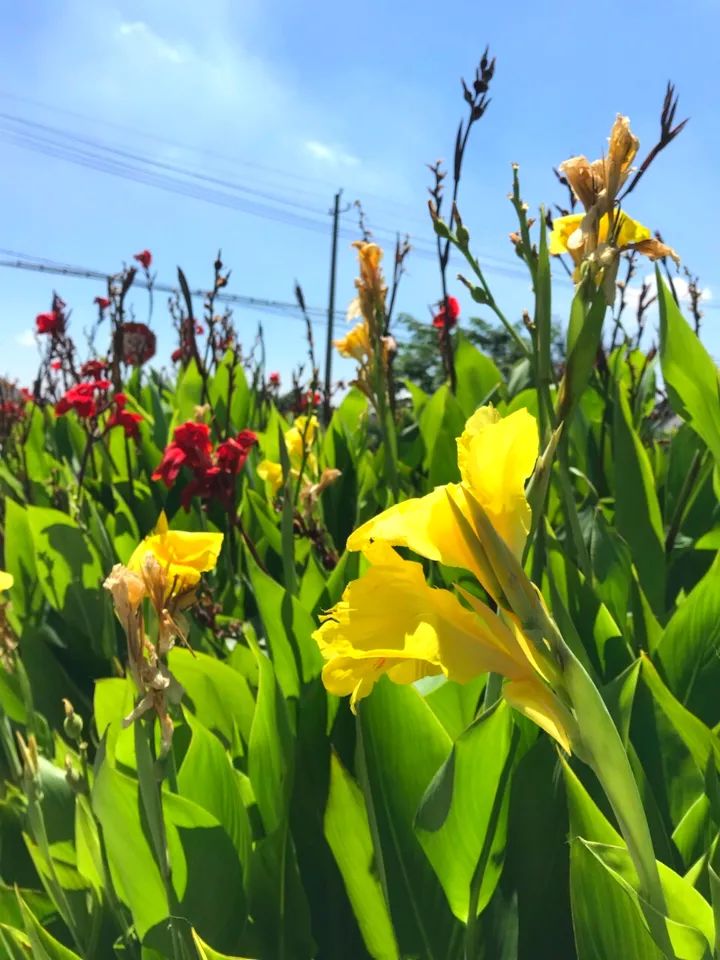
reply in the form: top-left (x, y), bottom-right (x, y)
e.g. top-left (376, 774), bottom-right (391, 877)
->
top-left (304, 139), bottom-right (360, 167)
top-left (624, 274), bottom-right (712, 309)
top-left (117, 21), bottom-right (187, 65)
top-left (14, 329), bottom-right (36, 347)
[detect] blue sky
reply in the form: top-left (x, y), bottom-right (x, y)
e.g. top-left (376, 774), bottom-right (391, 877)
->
top-left (1, 0), bottom-right (718, 388)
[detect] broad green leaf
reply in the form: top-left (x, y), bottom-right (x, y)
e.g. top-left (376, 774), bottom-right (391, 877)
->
top-left (655, 554), bottom-right (720, 725)
top-left (245, 548), bottom-right (322, 699)
top-left (357, 679), bottom-right (459, 959)
top-left (657, 270), bottom-right (720, 465)
top-left (169, 648), bottom-right (255, 757)
top-left (91, 735), bottom-right (168, 939)
top-left (613, 386), bottom-right (665, 616)
top-left (3, 498), bottom-right (42, 622)
top-left (324, 751), bottom-right (400, 960)
top-left (178, 709), bottom-right (252, 877)
top-left (416, 701), bottom-right (518, 922)
top-left (192, 928), bottom-right (257, 959)
top-left (17, 892), bottom-right (82, 959)
top-left (247, 638), bottom-right (294, 834)
top-left (454, 333), bottom-right (504, 418)
top-left (418, 385), bottom-right (465, 489)
top-left (25, 505), bottom-right (115, 659)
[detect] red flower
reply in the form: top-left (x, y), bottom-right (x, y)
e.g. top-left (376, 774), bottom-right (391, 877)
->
top-left (432, 296), bottom-right (461, 330)
top-left (107, 395), bottom-right (143, 438)
top-left (152, 421), bottom-right (213, 488)
top-left (134, 249), bottom-right (152, 270)
top-left (55, 379), bottom-right (110, 419)
top-left (215, 431), bottom-right (257, 474)
top-left (152, 423), bottom-right (256, 510)
top-left (171, 348), bottom-right (184, 363)
top-left (269, 372), bottom-right (281, 387)
top-left (120, 322), bottom-right (156, 366)
top-left (50, 359), bottom-right (62, 371)
top-left (36, 311), bottom-right (63, 335)
top-left (195, 323), bottom-right (205, 335)
top-left (80, 359), bottom-right (108, 380)
top-left (94, 296), bottom-right (111, 310)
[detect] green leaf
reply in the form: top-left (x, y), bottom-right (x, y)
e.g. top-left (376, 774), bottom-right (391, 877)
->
top-left (613, 386), bottom-right (665, 616)
top-left (169, 649), bottom-right (255, 758)
top-left (655, 553), bottom-right (720, 724)
top-left (245, 547), bottom-right (322, 699)
top-left (91, 735), bottom-right (168, 940)
top-left (416, 701), bottom-right (518, 922)
top-left (357, 679), bottom-right (459, 959)
top-left (324, 751), bottom-right (400, 960)
top-left (571, 839), bottom-right (713, 960)
top-left (454, 333), bottom-right (504, 419)
top-left (17, 892), bottom-right (83, 959)
top-left (247, 637), bottom-right (294, 834)
top-left (192, 928), bottom-right (257, 959)
top-left (25, 505), bottom-right (115, 659)
top-left (3, 498), bottom-right (42, 622)
top-left (173, 359), bottom-right (205, 426)
top-left (657, 269), bottom-right (720, 465)
top-left (558, 283), bottom-right (608, 420)
top-left (418, 385), bottom-right (465, 490)
top-left (178, 709), bottom-right (252, 878)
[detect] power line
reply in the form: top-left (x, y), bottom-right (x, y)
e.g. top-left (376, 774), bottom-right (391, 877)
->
top-left (0, 109), bottom-right (532, 281)
top-left (0, 251), bottom-right (340, 326)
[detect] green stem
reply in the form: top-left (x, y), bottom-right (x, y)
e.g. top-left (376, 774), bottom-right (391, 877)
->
top-left (134, 716), bottom-right (186, 960)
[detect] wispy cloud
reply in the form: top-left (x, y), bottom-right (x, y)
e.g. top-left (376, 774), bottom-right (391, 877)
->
top-left (117, 21), bottom-right (187, 65)
top-left (625, 274), bottom-right (712, 307)
top-left (304, 139), bottom-right (360, 167)
top-left (14, 329), bottom-right (36, 348)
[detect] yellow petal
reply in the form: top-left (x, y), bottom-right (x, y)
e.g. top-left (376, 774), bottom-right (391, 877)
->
top-left (457, 406), bottom-right (538, 558)
top-left (502, 678), bottom-right (576, 754)
top-left (257, 459), bottom-right (284, 496)
top-left (313, 542), bottom-right (530, 708)
top-left (549, 214), bottom-right (583, 256)
top-left (600, 211), bottom-right (650, 247)
top-left (0, 570), bottom-right (13, 592)
top-left (347, 483), bottom-right (490, 583)
top-left (128, 527), bottom-right (223, 592)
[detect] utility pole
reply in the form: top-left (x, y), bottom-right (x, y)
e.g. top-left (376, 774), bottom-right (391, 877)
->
top-left (323, 189), bottom-right (342, 425)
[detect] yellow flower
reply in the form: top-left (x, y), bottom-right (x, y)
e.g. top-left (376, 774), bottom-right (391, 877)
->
top-left (0, 571), bottom-right (12, 592)
top-left (257, 459), bottom-right (284, 496)
top-left (128, 514), bottom-right (223, 595)
top-left (257, 416), bottom-right (318, 497)
top-left (314, 543), bottom-right (574, 750)
top-left (334, 321), bottom-right (372, 362)
top-left (347, 405), bottom-right (538, 597)
top-left (550, 212), bottom-right (651, 265)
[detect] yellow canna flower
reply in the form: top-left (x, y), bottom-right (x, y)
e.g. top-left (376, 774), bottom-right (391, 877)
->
top-left (257, 459), bottom-right (284, 496)
top-left (127, 514), bottom-right (223, 596)
top-left (0, 570), bottom-right (12, 592)
top-left (257, 416), bottom-right (318, 497)
top-left (334, 320), bottom-right (372, 362)
top-left (549, 212), bottom-right (651, 265)
top-left (314, 541), bottom-right (574, 750)
top-left (347, 405), bottom-right (538, 598)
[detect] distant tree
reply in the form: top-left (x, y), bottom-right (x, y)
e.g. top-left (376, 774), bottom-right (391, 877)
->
top-left (393, 312), bottom-right (564, 394)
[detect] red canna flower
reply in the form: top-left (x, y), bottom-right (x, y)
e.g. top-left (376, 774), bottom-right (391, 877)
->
top-left (120, 322), bottom-right (156, 366)
top-left (195, 323), bottom-right (205, 335)
top-left (107, 393), bottom-right (143, 438)
top-left (50, 359), bottom-right (62, 371)
top-left (80, 359), bottom-right (108, 380)
top-left (133, 249), bottom-right (152, 270)
top-left (55, 380), bottom-right (111, 419)
top-left (94, 296), bottom-right (111, 310)
top-left (36, 311), bottom-right (63, 335)
top-left (269, 371), bottom-right (281, 387)
top-left (432, 295), bottom-right (461, 330)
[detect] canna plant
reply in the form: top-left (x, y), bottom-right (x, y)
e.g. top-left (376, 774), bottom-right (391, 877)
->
top-left (0, 54), bottom-right (719, 960)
